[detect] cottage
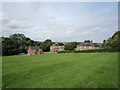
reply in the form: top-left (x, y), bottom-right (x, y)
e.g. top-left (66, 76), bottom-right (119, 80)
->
top-left (75, 40), bottom-right (100, 50)
top-left (50, 44), bottom-right (64, 53)
top-left (27, 46), bottom-right (44, 55)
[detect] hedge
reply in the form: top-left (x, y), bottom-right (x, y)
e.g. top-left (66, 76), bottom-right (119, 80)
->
top-left (58, 48), bottom-right (120, 53)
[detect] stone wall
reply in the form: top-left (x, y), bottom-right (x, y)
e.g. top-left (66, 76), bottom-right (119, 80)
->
top-left (76, 46), bottom-right (100, 50)
top-left (50, 46), bottom-right (64, 53)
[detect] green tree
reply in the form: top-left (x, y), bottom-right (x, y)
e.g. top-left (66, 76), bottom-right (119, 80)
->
top-left (40, 39), bottom-right (53, 52)
top-left (2, 37), bottom-right (16, 56)
top-left (103, 31), bottom-right (120, 51)
top-left (2, 33), bottom-right (39, 56)
top-left (65, 42), bottom-right (79, 50)
top-left (57, 42), bottom-right (64, 46)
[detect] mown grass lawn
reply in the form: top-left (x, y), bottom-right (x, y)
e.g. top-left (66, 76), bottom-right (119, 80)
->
top-left (2, 53), bottom-right (118, 88)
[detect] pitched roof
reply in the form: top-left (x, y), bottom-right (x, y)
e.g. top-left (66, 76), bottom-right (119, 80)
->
top-left (29, 46), bottom-right (43, 53)
top-left (77, 42), bottom-right (95, 46)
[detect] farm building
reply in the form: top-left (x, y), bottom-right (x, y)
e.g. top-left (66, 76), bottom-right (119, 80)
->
top-left (75, 40), bottom-right (100, 50)
top-left (27, 46), bottom-right (44, 55)
top-left (50, 44), bottom-right (64, 53)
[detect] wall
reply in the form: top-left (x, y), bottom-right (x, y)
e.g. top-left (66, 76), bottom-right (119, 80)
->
top-left (76, 46), bottom-right (100, 50)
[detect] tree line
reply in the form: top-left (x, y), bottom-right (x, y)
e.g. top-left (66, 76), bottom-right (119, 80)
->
top-left (1, 33), bottom-right (53, 56)
top-left (58, 31), bottom-right (120, 53)
top-left (1, 33), bottom-right (82, 56)
top-left (1, 31), bottom-right (120, 56)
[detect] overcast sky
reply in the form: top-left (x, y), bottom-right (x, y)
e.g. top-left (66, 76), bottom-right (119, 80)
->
top-left (1, 2), bottom-right (118, 42)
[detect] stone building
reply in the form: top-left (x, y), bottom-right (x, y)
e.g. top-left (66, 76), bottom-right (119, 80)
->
top-left (75, 40), bottom-right (100, 50)
top-left (50, 44), bottom-right (64, 53)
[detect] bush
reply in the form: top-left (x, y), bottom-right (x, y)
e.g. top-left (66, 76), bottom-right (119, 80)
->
top-left (58, 48), bottom-right (119, 53)
top-left (19, 53), bottom-right (25, 55)
top-left (64, 42), bottom-right (79, 50)
top-left (58, 50), bottom-right (74, 53)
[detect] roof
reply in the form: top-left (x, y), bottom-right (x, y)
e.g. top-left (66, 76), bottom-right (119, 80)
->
top-left (77, 42), bottom-right (95, 47)
top-left (29, 46), bottom-right (43, 53)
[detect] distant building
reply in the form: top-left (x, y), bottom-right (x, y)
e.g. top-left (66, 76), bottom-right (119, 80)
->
top-left (50, 44), bottom-right (64, 53)
top-left (75, 40), bottom-right (100, 50)
top-left (27, 46), bottom-right (44, 55)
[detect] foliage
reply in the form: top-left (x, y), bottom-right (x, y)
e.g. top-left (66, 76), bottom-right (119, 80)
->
top-left (57, 42), bottom-right (64, 46)
top-left (102, 31), bottom-right (120, 51)
top-left (58, 48), bottom-right (119, 53)
top-left (2, 37), bottom-right (15, 56)
top-left (58, 50), bottom-right (74, 53)
top-left (19, 53), bottom-right (25, 55)
top-left (40, 39), bottom-right (53, 52)
top-left (2, 33), bottom-right (39, 56)
top-left (64, 42), bottom-right (79, 50)
top-left (3, 53), bottom-right (118, 88)
top-left (2, 33), bottom-right (53, 55)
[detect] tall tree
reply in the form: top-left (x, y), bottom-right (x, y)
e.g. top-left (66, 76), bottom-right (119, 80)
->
top-left (2, 33), bottom-right (38, 56)
top-left (103, 31), bottom-right (120, 51)
top-left (65, 42), bottom-right (79, 50)
top-left (2, 37), bottom-right (16, 55)
top-left (40, 39), bottom-right (53, 52)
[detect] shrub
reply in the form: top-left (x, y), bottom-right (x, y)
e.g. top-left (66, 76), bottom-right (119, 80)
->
top-left (19, 53), bottom-right (25, 55)
top-left (58, 50), bottom-right (74, 53)
top-left (58, 48), bottom-right (119, 53)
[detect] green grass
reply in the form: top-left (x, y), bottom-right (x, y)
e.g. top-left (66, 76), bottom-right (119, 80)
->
top-left (0, 56), bottom-right (2, 89)
top-left (2, 53), bottom-right (118, 88)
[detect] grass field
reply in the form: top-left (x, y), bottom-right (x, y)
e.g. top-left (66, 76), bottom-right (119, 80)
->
top-left (2, 53), bottom-right (118, 88)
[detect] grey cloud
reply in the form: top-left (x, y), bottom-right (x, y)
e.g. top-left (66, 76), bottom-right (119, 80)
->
top-left (4, 19), bottom-right (31, 29)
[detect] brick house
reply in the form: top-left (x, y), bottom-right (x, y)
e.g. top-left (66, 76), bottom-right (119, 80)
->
top-left (27, 46), bottom-right (44, 55)
top-left (75, 40), bottom-right (100, 50)
top-left (50, 44), bottom-right (64, 53)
